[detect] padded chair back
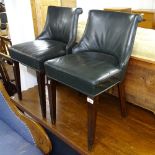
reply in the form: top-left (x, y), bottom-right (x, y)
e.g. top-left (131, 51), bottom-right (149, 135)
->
top-left (38, 6), bottom-right (82, 45)
top-left (73, 10), bottom-right (142, 68)
top-left (0, 92), bottom-right (35, 145)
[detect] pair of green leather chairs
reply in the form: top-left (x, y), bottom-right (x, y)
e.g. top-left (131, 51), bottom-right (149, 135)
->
top-left (10, 6), bottom-right (142, 150)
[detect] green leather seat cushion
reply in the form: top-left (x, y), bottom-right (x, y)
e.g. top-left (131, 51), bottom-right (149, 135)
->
top-left (45, 52), bottom-right (121, 97)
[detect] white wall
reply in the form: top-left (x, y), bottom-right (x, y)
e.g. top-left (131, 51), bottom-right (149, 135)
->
top-left (5, 0), bottom-right (35, 44)
top-left (153, 1), bottom-right (155, 9)
top-left (5, 0), bottom-right (37, 90)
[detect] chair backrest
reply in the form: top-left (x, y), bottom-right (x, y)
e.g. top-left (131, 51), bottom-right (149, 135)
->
top-left (73, 10), bottom-right (142, 68)
top-left (37, 6), bottom-right (82, 44)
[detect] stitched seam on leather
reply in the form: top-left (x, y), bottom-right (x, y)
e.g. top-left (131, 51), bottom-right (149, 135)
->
top-left (46, 62), bottom-right (120, 87)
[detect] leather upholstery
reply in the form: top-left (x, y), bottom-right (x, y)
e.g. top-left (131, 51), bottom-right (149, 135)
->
top-left (45, 10), bottom-right (142, 97)
top-left (45, 52), bottom-right (121, 96)
top-left (10, 40), bottom-right (66, 71)
top-left (73, 11), bottom-right (142, 69)
top-left (10, 6), bottom-right (82, 71)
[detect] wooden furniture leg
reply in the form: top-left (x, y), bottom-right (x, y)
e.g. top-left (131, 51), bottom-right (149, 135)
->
top-left (13, 61), bottom-right (22, 100)
top-left (118, 82), bottom-right (127, 117)
top-left (36, 71), bottom-right (46, 118)
top-left (0, 62), bottom-right (8, 84)
top-left (87, 96), bottom-right (98, 151)
top-left (48, 79), bottom-right (56, 124)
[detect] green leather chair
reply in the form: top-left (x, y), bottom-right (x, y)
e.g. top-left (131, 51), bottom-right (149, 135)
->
top-left (9, 6), bottom-right (82, 118)
top-left (45, 10), bottom-right (142, 150)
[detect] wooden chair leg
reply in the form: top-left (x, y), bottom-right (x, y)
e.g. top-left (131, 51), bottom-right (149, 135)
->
top-left (47, 79), bottom-right (56, 125)
top-left (118, 82), bottom-right (127, 117)
top-left (36, 71), bottom-right (46, 118)
top-left (87, 96), bottom-right (98, 151)
top-left (13, 61), bottom-right (22, 100)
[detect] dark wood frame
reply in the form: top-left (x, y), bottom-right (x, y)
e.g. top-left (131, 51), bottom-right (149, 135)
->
top-left (13, 61), bottom-right (47, 118)
top-left (47, 78), bottom-right (127, 150)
